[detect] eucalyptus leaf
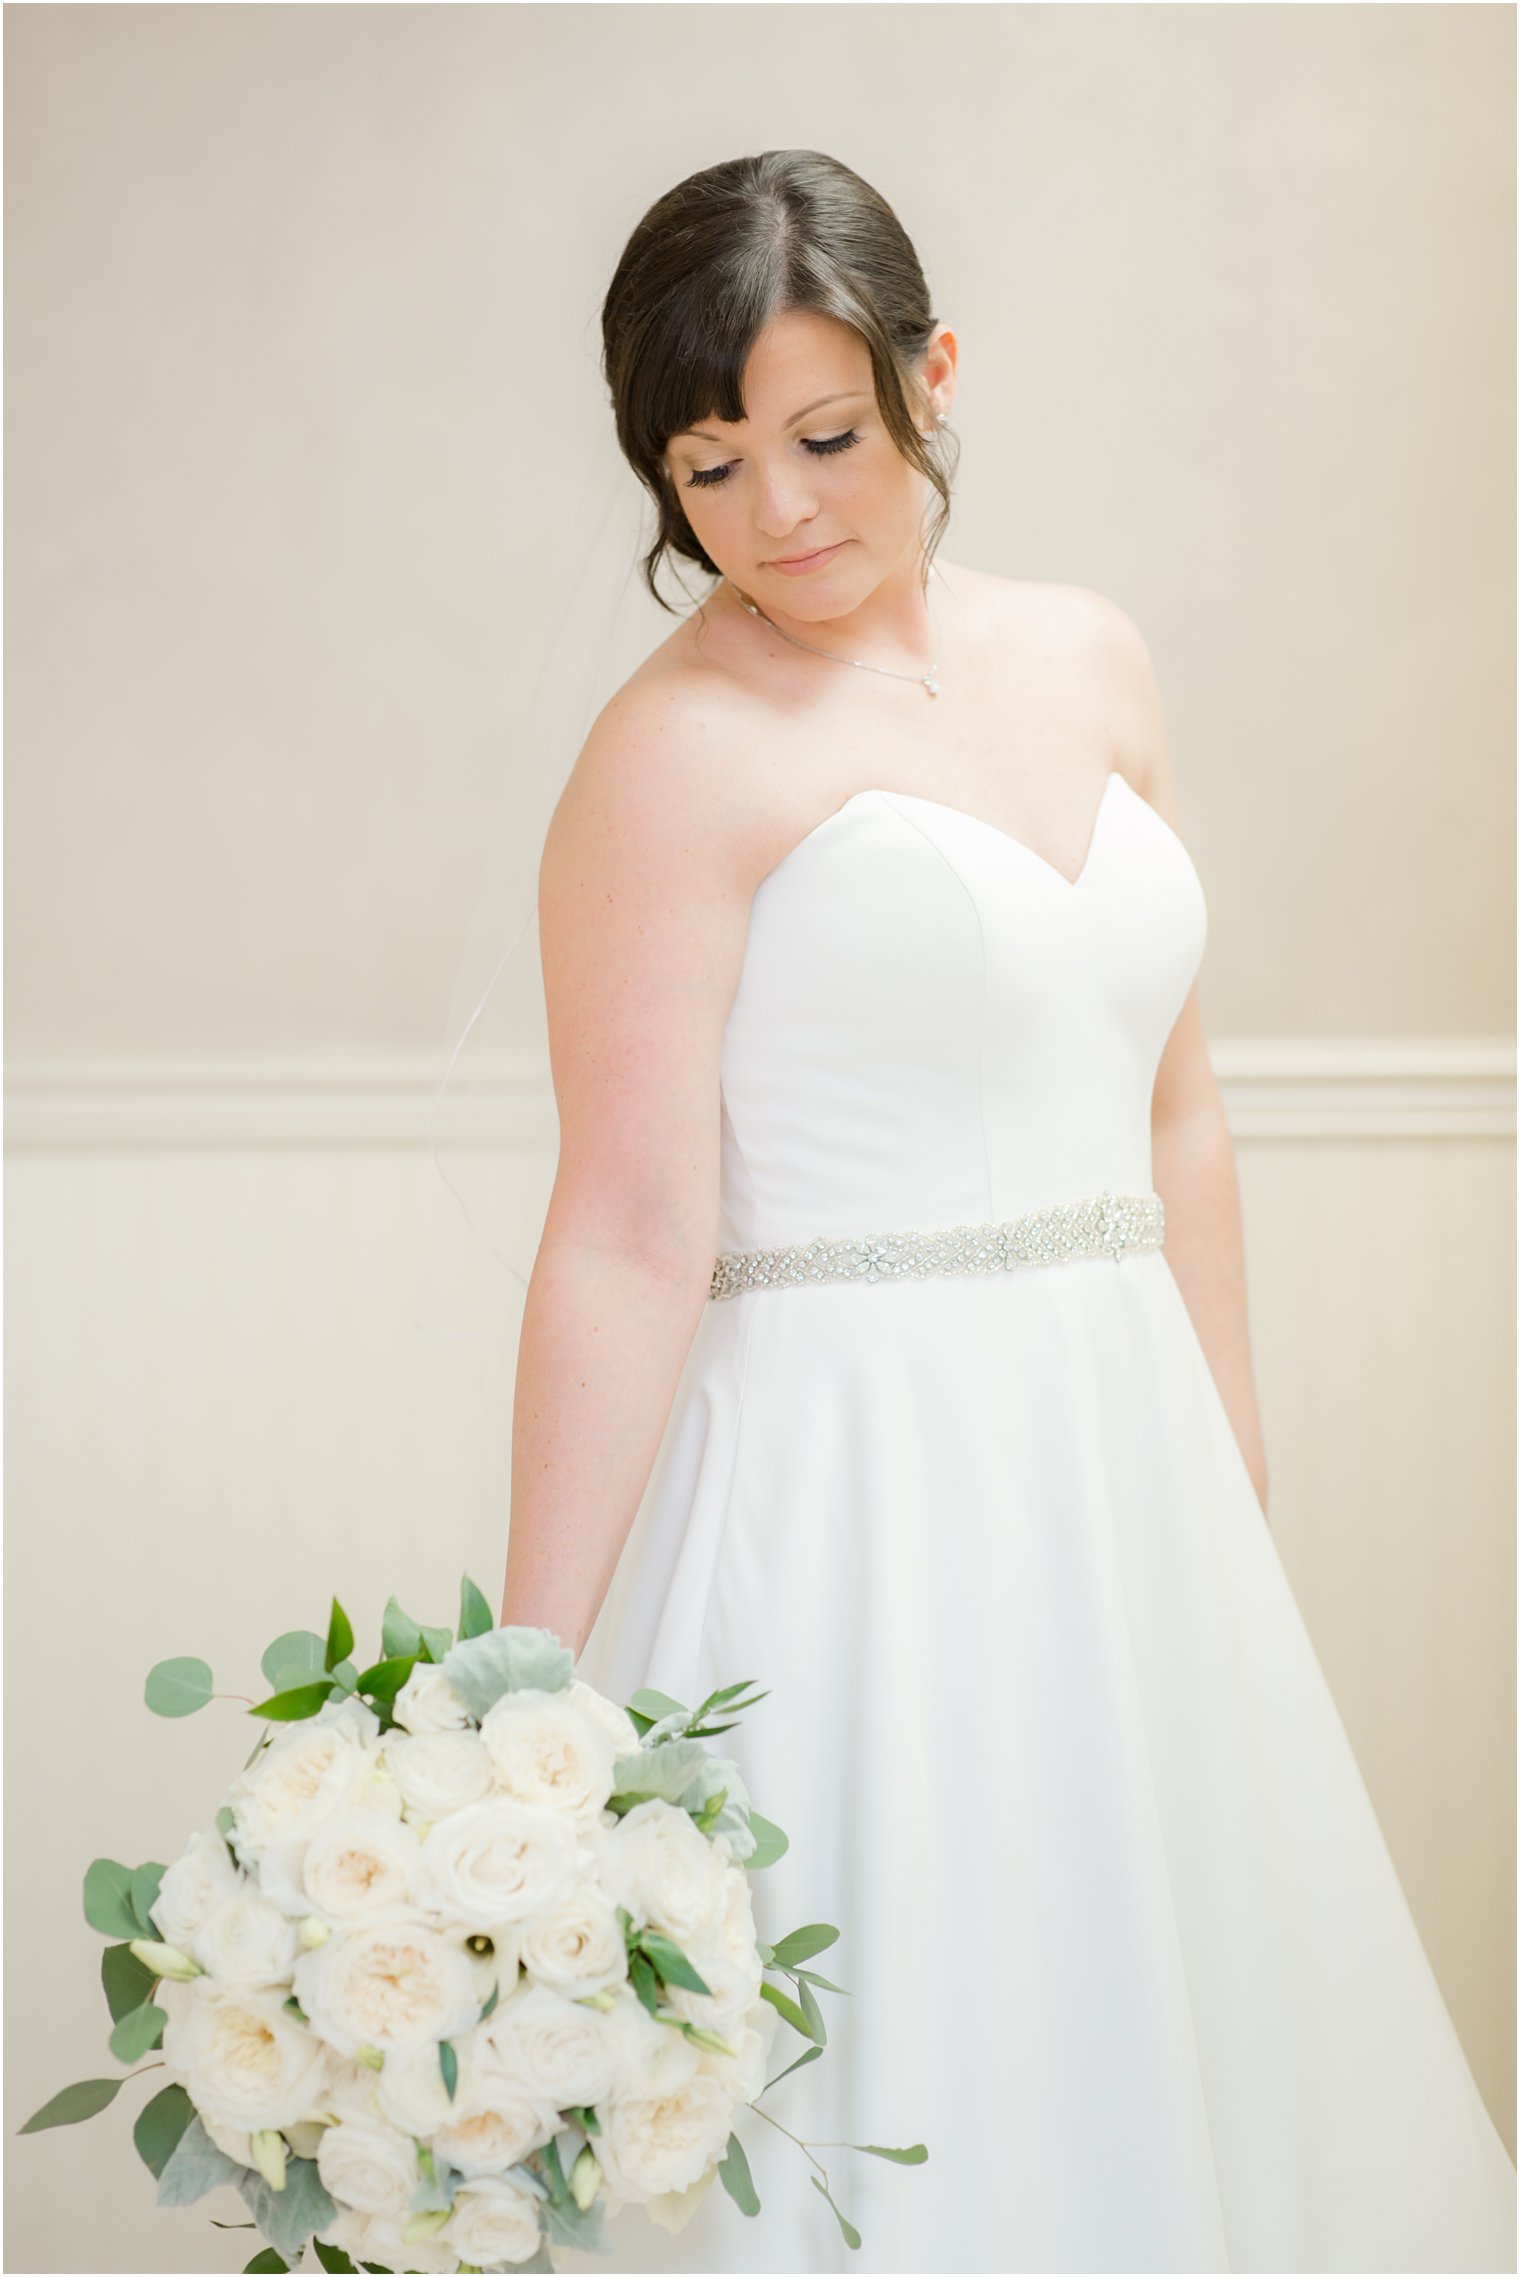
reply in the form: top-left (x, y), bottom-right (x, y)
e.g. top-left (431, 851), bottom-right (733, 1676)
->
top-left (810, 2171), bottom-right (862, 2249)
top-left (743, 1809), bottom-right (789, 1868)
top-left (440, 1626), bottom-right (573, 1717)
top-left (381, 1596), bottom-right (424, 1660)
top-left (627, 1949), bottom-right (660, 2017)
top-left (243, 2253), bottom-right (290, 2274)
top-left (768, 1922), bottom-right (840, 1967)
top-left (417, 1622), bottom-right (452, 1664)
top-left (458, 1572), bottom-right (494, 1640)
top-left (759, 1980), bottom-right (814, 2039)
top-left (82, 1858), bottom-right (140, 1939)
top-left (18, 2076), bottom-right (124, 2132)
top-left (133, 2081), bottom-right (193, 2177)
top-left (793, 1967), bottom-right (851, 1996)
top-left (237, 2155), bottom-right (337, 2258)
top-left (637, 1930), bottom-right (711, 1995)
top-left (260, 1629), bottom-right (327, 1689)
top-left (758, 2041), bottom-right (823, 2094)
top-left (144, 1656), bottom-right (214, 1717)
top-left (625, 1687), bottom-right (688, 1722)
top-left (438, 2038), bottom-right (459, 2101)
top-left (156, 2115), bottom-right (243, 2206)
top-left (108, 1999), bottom-right (166, 2063)
top-left (101, 1941), bottom-right (156, 2023)
top-left (796, 1976), bottom-right (827, 2047)
top-left (130, 1861), bottom-right (166, 1934)
top-left (717, 2128), bottom-right (761, 2215)
top-left (852, 2141), bottom-right (929, 2163)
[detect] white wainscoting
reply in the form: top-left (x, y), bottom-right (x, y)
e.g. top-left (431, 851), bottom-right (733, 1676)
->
top-left (5, 1042), bottom-right (1514, 2275)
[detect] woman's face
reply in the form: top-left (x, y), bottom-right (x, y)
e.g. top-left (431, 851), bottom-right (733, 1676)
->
top-left (663, 306), bottom-right (955, 620)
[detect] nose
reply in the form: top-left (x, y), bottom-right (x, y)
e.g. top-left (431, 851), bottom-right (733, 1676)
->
top-left (751, 460), bottom-right (823, 545)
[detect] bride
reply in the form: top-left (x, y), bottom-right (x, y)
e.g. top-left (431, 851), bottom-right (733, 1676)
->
top-left (452, 149), bottom-right (1514, 2273)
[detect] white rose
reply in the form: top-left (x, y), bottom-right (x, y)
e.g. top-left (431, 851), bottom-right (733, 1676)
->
top-left (478, 1981), bottom-right (616, 2109)
top-left (693, 1994), bottom-right (781, 2105)
top-left (227, 1711), bottom-right (383, 1861)
top-left (371, 2034), bottom-right (467, 2138)
top-left (517, 1886), bottom-right (628, 1997)
top-left (319, 2207), bottom-right (457, 2276)
top-left (645, 2161), bottom-right (719, 2234)
top-left (190, 1892), bottom-right (299, 1988)
top-left (161, 1978), bottom-right (328, 2132)
top-left (391, 1661), bottom-right (474, 1737)
top-left (479, 1689), bottom-right (617, 1828)
top-left (600, 1797), bottom-right (728, 1948)
top-left (446, 2174), bottom-right (544, 2266)
top-left (314, 2111), bottom-right (420, 2221)
top-left (149, 1826), bottom-right (241, 1950)
top-left (383, 1728), bottom-right (493, 1821)
top-left (566, 1675), bottom-right (642, 1759)
top-left (299, 1808), bottom-right (424, 1924)
top-left (431, 2072), bottom-right (560, 2178)
top-left (593, 2067), bottom-right (737, 2202)
top-left (603, 1989), bottom-right (703, 2099)
top-left (292, 1919), bottom-right (481, 2056)
top-left (418, 1796), bottom-right (579, 1928)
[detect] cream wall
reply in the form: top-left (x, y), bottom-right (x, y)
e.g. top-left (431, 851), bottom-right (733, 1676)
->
top-left (5, 8), bottom-right (1514, 2273)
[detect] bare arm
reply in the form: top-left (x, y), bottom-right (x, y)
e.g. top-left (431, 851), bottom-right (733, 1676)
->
top-left (1084, 590), bottom-right (1272, 1521)
top-left (498, 685), bottom-right (760, 1647)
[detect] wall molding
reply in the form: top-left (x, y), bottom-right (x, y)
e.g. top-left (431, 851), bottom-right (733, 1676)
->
top-left (4, 1039), bottom-right (1514, 1150)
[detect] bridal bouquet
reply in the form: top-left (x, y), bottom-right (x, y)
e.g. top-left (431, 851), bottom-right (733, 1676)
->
top-left (21, 1577), bottom-right (925, 2271)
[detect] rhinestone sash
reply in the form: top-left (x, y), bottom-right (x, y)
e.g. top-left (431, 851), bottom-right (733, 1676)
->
top-left (708, 1188), bottom-right (1164, 1302)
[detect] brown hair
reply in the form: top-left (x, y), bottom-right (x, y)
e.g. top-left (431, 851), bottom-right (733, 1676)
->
top-left (601, 150), bottom-right (957, 613)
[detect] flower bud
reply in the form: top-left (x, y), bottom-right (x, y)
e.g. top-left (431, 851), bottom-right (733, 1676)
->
top-left (355, 2044), bottom-right (386, 2071)
top-left (684, 2026), bottom-right (739, 2057)
top-left (401, 2207), bottom-right (452, 2244)
top-left (570, 2143), bottom-right (601, 2210)
top-left (296, 1915), bottom-right (330, 1950)
top-left (249, 2130), bottom-right (287, 2191)
top-left (128, 1938), bottom-right (203, 1981)
top-left (574, 1988), bottom-right (618, 2012)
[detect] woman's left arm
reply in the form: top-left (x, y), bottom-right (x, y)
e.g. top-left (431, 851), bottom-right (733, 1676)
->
top-left (1081, 588), bottom-right (1271, 1520)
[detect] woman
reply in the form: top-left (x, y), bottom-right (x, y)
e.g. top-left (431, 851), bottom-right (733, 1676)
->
top-left (490, 152), bottom-right (1515, 2273)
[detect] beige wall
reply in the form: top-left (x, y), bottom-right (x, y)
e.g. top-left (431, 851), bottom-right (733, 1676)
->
top-left (6, 8), bottom-right (1514, 2273)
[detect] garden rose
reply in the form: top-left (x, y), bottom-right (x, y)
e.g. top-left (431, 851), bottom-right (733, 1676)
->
top-left (292, 1919), bottom-right (481, 2056)
top-left (479, 1688), bottom-right (618, 1827)
top-left (161, 1979), bottom-right (328, 2133)
top-left (418, 1796), bottom-right (579, 1929)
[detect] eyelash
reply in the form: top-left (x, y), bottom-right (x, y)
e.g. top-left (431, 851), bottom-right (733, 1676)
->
top-left (684, 428), bottom-right (863, 490)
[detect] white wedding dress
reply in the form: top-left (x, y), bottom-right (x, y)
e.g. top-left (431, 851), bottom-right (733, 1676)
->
top-left (563, 770), bottom-right (1516, 2274)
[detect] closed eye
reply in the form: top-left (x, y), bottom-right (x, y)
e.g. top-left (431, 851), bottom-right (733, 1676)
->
top-left (685, 429), bottom-right (863, 490)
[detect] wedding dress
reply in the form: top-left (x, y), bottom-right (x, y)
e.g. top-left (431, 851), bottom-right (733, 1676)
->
top-left (562, 768), bottom-right (1516, 2274)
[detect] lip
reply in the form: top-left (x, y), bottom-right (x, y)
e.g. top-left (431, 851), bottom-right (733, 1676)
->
top-left (770, 539), bottom-right (848, 575)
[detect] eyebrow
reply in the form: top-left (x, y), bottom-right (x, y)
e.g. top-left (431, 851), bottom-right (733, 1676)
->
top-left (671, 390), bottom-right (866, 445)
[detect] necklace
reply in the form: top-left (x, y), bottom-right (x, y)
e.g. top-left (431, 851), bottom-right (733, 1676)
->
top-left (724, 558), bottom-right (947, 699)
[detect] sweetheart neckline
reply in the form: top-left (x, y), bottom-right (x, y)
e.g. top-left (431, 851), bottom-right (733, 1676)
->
top-left (763, 767), bottom-right (1131, 893)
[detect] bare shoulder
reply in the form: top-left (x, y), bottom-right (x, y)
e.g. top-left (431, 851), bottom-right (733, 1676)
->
top-left (989, 576), bottom-right (1183, 829)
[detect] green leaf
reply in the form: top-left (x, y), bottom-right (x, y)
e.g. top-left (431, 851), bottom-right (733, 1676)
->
top-left (108, 2000), bottom-right (166, 2062)
top-left (769, 1922), bottom-right (839, 1967)
top-left (625, 1687), bottom-right (689, 1721)
top-left (852, 2141), bottom-right (929, 2163)
top-left (144, 1655), bottom-right (215, 1717)
top-left (17, 2076), bottom-right (124, 2132)
top-left (244, 2254), bottom-right (290, 2274)
top-left (311, 2241), bottom-right (359, 2273)
top-left (793, 1967), bottom-right (851, 1995)
top-left (325, 1597), bottom-right (354, 1673)
top-left (796, 1976), bottom-right (827, 2047)
top-left (810, 2172), bottom-right (862, 2249)
top-left (381, 1597), bottom-right (424, 1660)
top-left (479, 1981), bottom-right (500, 2021)
top-left (637, 1930), bottom-right (711, 1994)
top-left (353, 1655), bottom-right (419, 1703)
top-left (260, 1630), bottom-right (328, 1690)
top-left (743, 1809), bottom-right (790, 1868)
top-left (759, 1979), bottom-right (815, 2039)
top-left (458, 1573), bottom-right (495, 1641)
top-left (130, 1862), bottom-right (166, 1934)
top-left (102, 1942), bottom-right (157, 2023)
top-left (758, 2042), bottom-right (823, 2094)
top-left (83, 1858), bottom-right (140, 1939)
top-left (249, 1678), bottom-right (336, 1721)
top-left (133, 2081), bottom-right (194, 2177)
top-left (627, 1949), bottom-right (661, 2018)
top-left (417, 1622), bottom-right (452, 1664)
top-left (438, 2038), bottom-right (458, 2101)
top-left (717, 2129), bottom-right (761, 2215)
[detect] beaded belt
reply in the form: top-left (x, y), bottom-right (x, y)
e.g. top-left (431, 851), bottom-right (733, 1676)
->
top-left (708, 1188), bottom-right (1164, 1302)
